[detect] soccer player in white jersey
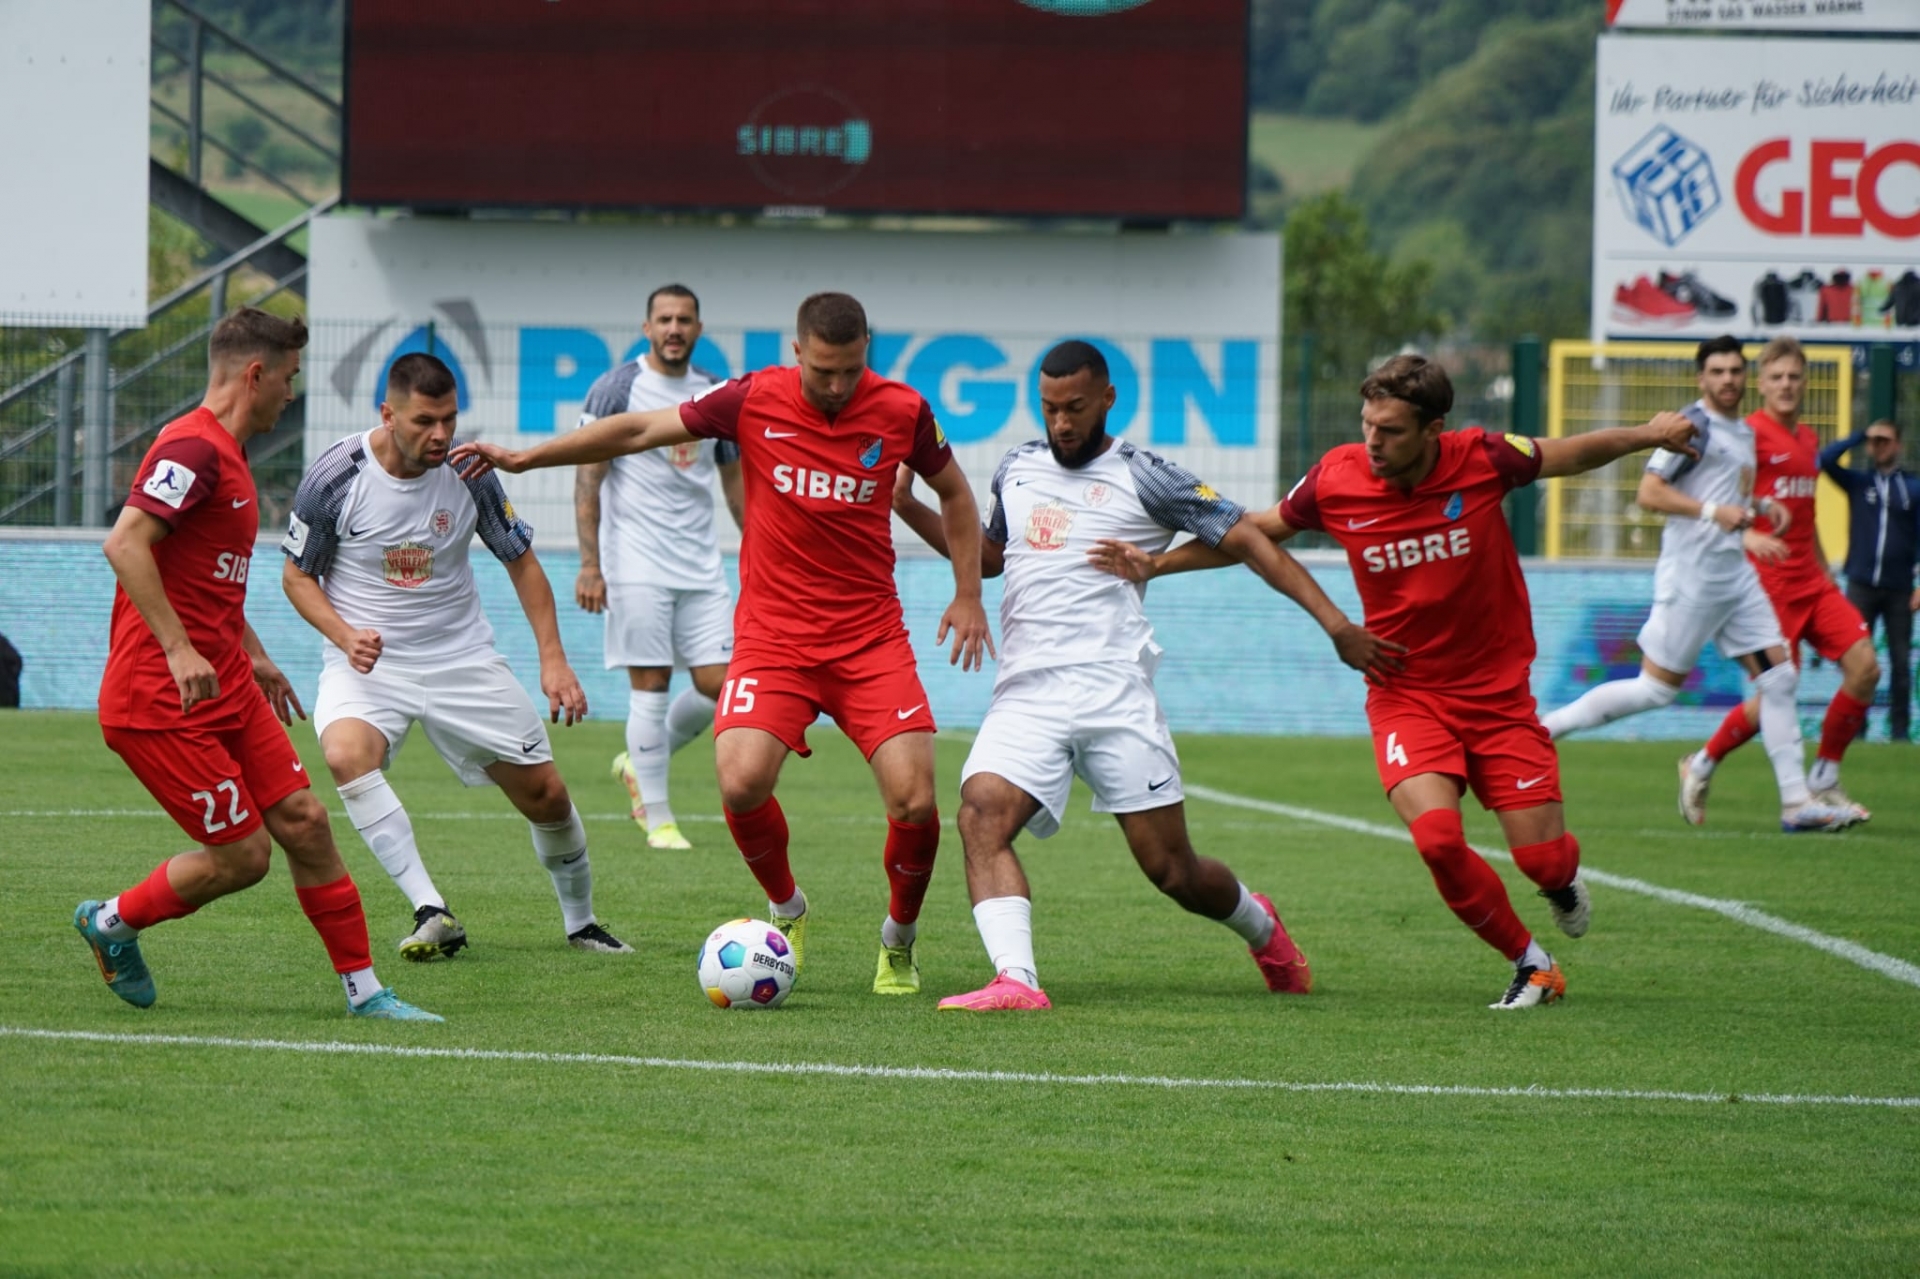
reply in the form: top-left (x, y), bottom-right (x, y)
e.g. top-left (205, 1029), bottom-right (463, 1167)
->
top-left (1539, 336), bottom-right (1856, 833)
top-left (574, 285), bottom-right (745, 850)
top-left (282, 353), bottom-right (634, 958)
top-left (893, 341), bottom-right (1402, 1010)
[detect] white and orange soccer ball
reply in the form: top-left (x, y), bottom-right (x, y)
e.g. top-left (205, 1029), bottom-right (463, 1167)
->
top-left (697, 918), bottom-right (796, 1009)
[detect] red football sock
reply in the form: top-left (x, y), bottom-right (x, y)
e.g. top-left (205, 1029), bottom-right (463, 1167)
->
top-left (1509, 831), bottom-right (1580, 893)
top-left (294, 874), bottom-right (373, 975)
top-left (115, 858), bottom-right (198, 930)
top-left (1705, 702), bottom-right (1759, 762)
top-left (882, 811), bottom-right (940, 925)
top-left (1817, 691), bottom-right (1872, 764)
top-left (1408, 809), bottom-right (1529, 960)
top-left (726, 796), bottom-right (795, 904)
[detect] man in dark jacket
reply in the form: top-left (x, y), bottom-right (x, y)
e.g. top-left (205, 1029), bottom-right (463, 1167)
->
top-left (1820, 419), bottom-right (1920, 740)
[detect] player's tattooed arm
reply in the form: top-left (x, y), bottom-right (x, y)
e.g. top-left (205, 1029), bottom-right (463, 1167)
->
top-left (102, 506), bottom-right (220, 713)
top-left (241, 623), bottom-right (307, 725)
top-left (891, 463), bottom-right (1005, 578)
top-left (573, 461), bottom-right (609, 613)
top-left (451, 407), bottom-right (693, 478)
top-left (1214, 517), bottom-right (1407, 682)
top-left (282, 560), bottom-right (384, 673)
top-left (503, 550), bottom-right (588, 726)
top-left (920, 458), bottom-right (996, 670)
top-left (1537, 410), bottom-right (1701, 480)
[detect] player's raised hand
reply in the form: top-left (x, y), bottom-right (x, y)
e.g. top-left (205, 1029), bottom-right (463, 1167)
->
top-left (1647, 411), bottom-right (1702, 458)
top-left (1742, 529), bottom-right (1789, 563)
top-left (166, 644), bottom-right (220, 714)
top-left (575, 566), bottom-right (607, 614)
top-left (449, 440), bottom-right (524, 480)
top-left (250, 651), bottom-right (307, 725)
top-left (345, 628), bottom-right (383, 674)
top-left (1330, 619), bottom-right (1408, 683)
top-left (938, 594), bottom-right (995, 671)
top-left (1087, 538), bottom-right (1156, 583)
top-left (543, 660), bottom-right (588, 726)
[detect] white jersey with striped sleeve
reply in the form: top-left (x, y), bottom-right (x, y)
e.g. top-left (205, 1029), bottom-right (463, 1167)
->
top-left (281, 430), bottom-right (535, 669)
top-left (578, 359), bottom-right (736, 590)
top-left (1645, 398), bottom-right (1760, 600)
top-left (984, 438), bottom-right (1245, 680)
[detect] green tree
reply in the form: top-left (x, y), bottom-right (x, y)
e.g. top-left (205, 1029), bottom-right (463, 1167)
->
top-left (1285, 191), bottom-right (1443, 382)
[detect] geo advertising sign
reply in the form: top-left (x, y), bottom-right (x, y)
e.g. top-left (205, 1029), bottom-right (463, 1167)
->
top-left (1593, 35), bottom-right (1920, 345)
top-left (307, 217), bottom-right (1281, 550)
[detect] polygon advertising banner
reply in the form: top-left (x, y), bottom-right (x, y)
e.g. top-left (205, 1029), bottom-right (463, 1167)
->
top-left (1593, 34), bottom-right (1920, 344)
top-left (1607, 0), bottom-right (1920, 34)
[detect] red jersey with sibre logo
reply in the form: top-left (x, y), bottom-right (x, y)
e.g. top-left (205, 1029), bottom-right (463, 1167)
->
top-left (1281, 428), bottom-right (1542, 694)
top-left (680, 365), bottom-right (952, 660)
top-left (1746, 409), bottom-right (1827, 602)
top-left (99, 408), bottom-right (261, 729)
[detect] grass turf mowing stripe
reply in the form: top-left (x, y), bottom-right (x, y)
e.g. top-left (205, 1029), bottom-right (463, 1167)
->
top-left (1183, 783), bottom-right (1920, 991)
top-left (6, 1026), bottom-right (1916, 1109)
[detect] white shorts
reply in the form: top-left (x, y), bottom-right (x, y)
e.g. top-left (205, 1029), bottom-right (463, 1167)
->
top-left (1637, 581), bottom-right (1786, 673)
top-left (961, 662), bottom-right (1182, 840)
top-left (603, 581), bottom-right (734, 670)
top-left (314, 653), bottom-right (553, 787)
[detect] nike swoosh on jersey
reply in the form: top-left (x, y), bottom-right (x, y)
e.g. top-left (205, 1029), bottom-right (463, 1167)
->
top-left (1347, 516), bottom-right (1384, 529)
top-left (1769, 453), bottom-right (1793, 464)
top-left (765, 428), bottom-right (799, 439)
top-left (896, 704), bottom-right (925, 719)
top-left (1515, 775), bottom-right (1549, 790)
top-left (231, 498), bottom-right (251, 508)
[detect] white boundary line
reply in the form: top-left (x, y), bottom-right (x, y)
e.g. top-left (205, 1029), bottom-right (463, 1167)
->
top-left (3, 1027), bottom-right (1914, 1109)
top-left (1182, 784), bottom-right (1920, 991)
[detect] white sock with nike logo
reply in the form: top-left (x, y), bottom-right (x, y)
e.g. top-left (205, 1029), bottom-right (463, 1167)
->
top-left (530, 805), bottom-right (594, 934)
top-left (338, 771), bottom-right (443, 912)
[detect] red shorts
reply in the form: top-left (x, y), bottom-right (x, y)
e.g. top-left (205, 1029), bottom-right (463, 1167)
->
top-left (1366, 681), bottom-right (1561, 811)
top-left (103, 688), bottom-right (310, 845)
top-left (1771, 583), bottom-right (1869, 664)
top-left (718, 632), bottom-right (936, 759)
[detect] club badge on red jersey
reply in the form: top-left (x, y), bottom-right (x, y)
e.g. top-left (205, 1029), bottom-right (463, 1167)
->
top-left (857, 435), bottom-right (884, 469)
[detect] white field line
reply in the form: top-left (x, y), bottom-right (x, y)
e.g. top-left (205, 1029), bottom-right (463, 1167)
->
top-left (3, 1026), bottom-right (1915, 1110)
top-left (1182, 784), bottom-right (1920, 991)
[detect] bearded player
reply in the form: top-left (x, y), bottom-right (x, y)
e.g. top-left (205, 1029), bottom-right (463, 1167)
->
top-left (75, 308), bottom-right (439, 1021)
top-left (454, 292), bottom-right (991, 995)
top-left (1678, 337), bottom-right (1877, 825)
top-left (1094, 355), bottom-right (1700, 1010)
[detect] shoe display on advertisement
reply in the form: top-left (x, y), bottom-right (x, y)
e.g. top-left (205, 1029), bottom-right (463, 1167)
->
top-left (1611, 276), bottom-right (1694, 328)
top-left (1658, 270), bottom-right (1736, 319)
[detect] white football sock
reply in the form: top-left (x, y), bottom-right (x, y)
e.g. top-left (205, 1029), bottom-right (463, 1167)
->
top-left (341, 966), bottom-right (381, 1006)
top-left (1688, 750), bottom-right (1717, 780)
top-left (530, 805), bottom-right (595, 934)
top-left (625, 689), bottom-right (674, 828)
top-left (96, 896), bottom-right (138, 941)
top-left (1806, 756), bottom-right (1840, 792)
top-left (972, 895), bottom-right (1039, 989)
top-left (1222, 883), bottom-right (1275, 947)
top-left (1541, 672), bottom-right (1678, 740)
top-left (666, 688), bottom-right (718, 754)
top-left (338, 771), bottom-right (443, 911)
top-left (881, 915), bottom-right (916, 948)
top-left (771, 888), bottom-right (807, 919)
top-left (1753, 663), bottom-right (1811, 807)
top-left (1520, 938), bottom-right (1552, 971)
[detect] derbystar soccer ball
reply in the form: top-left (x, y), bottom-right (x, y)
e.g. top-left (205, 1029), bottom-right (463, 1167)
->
top-left (697, 918), bottom-right (796, 1009)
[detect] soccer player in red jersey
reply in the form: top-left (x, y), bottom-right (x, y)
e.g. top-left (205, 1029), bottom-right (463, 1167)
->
top-left (454, 293), bottom-right (992, 994)
top-left (1092, 355), bottom-right (1698, 1009)
top-left (1680, 337), bottom-right (1877, 825)
top-left (75, 308), bottom-right (439, 1020)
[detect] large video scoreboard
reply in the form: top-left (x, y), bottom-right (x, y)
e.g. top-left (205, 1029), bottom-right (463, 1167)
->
top-left (344, 0), bottom-right (1248, 220)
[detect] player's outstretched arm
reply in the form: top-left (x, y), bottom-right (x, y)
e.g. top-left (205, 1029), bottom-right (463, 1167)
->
top-left (503, 549), bottom-right (587, 725)
top-left (573, 461), bottom-right (610, 614)
top-left (890, 463), bottom-right (1004, 577)
top-left (1086, 504), bottom-right (1293, 583)
top-left (1215, 517), bottom-right (1407, 681)
top-left (240, 622), bottom-right (306, 725)
top-left (450, 407), bottom-right (693, 479)
top-left (101, 506), bottom-right (219, 713)
top-left (920, 459), bottom-right (995, 670)
top-left (282, 559), bottom-right (384, 674)
top-left (1536, 410), bottom-right (1700, 479)
top-left (1636, 470), bottom-right (1753, 532)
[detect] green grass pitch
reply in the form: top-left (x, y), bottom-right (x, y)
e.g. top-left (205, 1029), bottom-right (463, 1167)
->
top-left (4, 711), bottom-right (1917, 1274)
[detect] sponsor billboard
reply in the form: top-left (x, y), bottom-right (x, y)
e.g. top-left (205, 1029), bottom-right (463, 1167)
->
top-left (1606, 0), bottom-right (1920, 33)
top-left (343, 0), bottom-right (1247, 221)
top-left (307, 217), bottom-right (1281, 549)
top-left (1593, 35), bottom-right (1920, 349)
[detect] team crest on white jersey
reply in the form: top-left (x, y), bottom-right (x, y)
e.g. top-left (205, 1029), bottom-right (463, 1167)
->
top-left (1026, 500), bottom-right (1073, 551)
top-left (431, 508), bottom-right (453, 537)
top-left (668, 441), bottom-right (701, 469)
top-left (1083, 481), bottom-right (1112, 508)
top-left (382, 540), bottom-right (434, 588)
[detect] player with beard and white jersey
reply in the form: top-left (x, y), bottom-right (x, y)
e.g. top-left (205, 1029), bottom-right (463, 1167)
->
top-left (574, 285), bottom-right (745, 851)
top-left (282, 353), bottom-right (634, 961)
top-left (892, 340), bottom-right (1403, 1011)
top-left (1540, 335), bottom-right (1855, 833)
